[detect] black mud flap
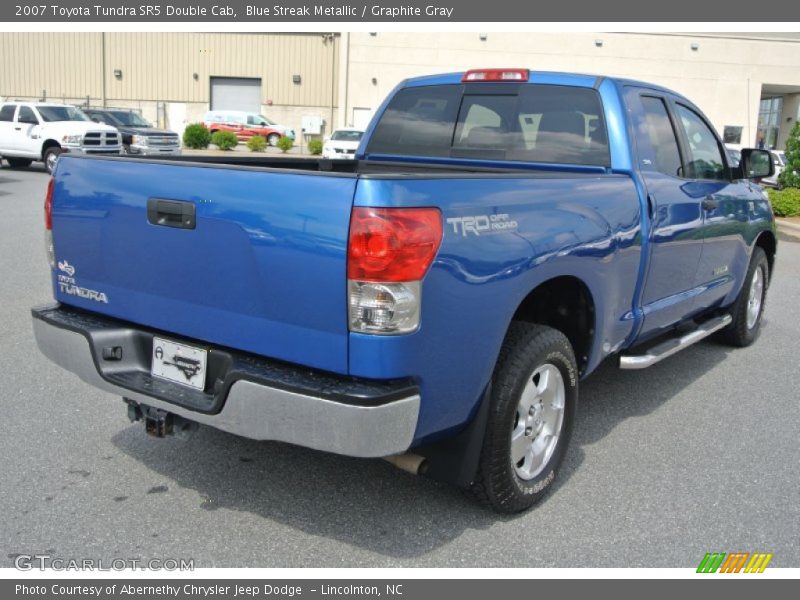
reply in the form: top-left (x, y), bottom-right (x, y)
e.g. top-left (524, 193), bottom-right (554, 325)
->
top-left (414, 383), bottom-right (492, 488)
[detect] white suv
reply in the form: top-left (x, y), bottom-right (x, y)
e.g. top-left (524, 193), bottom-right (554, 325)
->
top-left (0, 102), bottom-right (121, 174)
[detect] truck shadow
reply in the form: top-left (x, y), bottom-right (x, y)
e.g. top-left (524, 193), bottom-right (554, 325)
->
top-left (110, 334), bottom-right (737, 561)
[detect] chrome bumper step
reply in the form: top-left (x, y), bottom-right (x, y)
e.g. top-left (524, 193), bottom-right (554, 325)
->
top-left (619, 314), bottom-right (733, 370)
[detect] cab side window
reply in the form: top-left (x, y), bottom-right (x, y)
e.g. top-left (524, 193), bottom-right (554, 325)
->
top-left (675, 104), bottom-right (727, 180)
top-left (18, 106), bottom-right (38, 124)
top-left (0, 104), bottom-right (17, 122)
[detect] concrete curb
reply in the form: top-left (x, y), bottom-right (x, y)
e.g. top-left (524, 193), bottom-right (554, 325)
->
top-left (775, 218), bottom-right (800, 233)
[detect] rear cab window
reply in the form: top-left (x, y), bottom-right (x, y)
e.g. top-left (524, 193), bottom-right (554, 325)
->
top-left (366, 84), bottom-right (610, 167)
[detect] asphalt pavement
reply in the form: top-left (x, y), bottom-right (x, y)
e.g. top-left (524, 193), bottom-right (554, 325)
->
top-left (1, 164), bottom-right (798, 568)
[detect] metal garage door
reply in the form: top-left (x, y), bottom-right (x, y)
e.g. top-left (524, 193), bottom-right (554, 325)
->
top-left (210, 77), bottom-right (262, 112)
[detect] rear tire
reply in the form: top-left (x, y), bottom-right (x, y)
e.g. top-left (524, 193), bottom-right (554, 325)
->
top-left (43, 147), bottom-right (62, 174)
top-left (720, 246), bottom-right (769, 347)
top-left (6, 158), bottom-right (32, 168)
top-left (470, 322), bottom-right (578, 513)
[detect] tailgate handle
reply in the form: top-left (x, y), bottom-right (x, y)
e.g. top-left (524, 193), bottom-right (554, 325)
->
top-left (147, 198), bottom-right (196, 230)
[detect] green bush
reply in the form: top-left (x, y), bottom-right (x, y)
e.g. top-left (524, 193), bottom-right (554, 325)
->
top-left (276, 136), bottom-right (294, 153)
top-left (307, 139), bottom-right (323, 155)
top-left (246, 135), bottom-right (267, 152)
top-left (182, 123), bottom-right (211, 149)
top-left (778, 120), bottom-right (800, 189)
top-left (210, 130), bottom-right (239, 151)
top-left (767, 187), bottom-right (800, 217)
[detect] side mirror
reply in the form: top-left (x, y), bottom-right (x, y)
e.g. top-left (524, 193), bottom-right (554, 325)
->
top-left (740, 148), bottom-right (774, 179)
top-left (91, 118), bottom-right (101, 123)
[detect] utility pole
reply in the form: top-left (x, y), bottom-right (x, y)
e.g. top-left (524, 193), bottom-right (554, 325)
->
top-left (101, 32), bottom-right (107, 107)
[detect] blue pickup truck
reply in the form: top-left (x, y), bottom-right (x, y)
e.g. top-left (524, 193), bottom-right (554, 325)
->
top-left (32, 69), bottom-right (776, 513)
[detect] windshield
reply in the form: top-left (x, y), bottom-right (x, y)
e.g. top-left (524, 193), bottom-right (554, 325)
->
top-left (37, 106), bottom-right (89, 122)
top-left (331, 130), bottom-right (364, 142)
top-left (109, 111), bottom-right (151, 127)
top-left (87, 111), bottom-right (122, 126)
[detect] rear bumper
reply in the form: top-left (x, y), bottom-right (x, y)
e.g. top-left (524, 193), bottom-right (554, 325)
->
top-left (31, 304), bottom-right (419, 458)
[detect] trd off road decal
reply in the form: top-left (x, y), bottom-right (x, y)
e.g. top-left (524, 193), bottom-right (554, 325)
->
top-left (446, 213), bottom-right (519, 237)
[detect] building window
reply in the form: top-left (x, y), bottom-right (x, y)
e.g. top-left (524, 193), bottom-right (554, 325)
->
top-left (757, 97), bottom-right (783, 149)
top-left (723, 126), bottom-right (743, 145)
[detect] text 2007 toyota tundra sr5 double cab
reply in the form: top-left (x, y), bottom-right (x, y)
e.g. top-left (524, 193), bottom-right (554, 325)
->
top-left (32, 69), bottom-right (776, 513)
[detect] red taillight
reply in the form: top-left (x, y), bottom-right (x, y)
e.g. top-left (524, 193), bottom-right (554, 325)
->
top-left (44, 177), bottom-right (54, 230)
top-left (462, 68), bottom-right (529, 82)
top-left (348, 207), bottom-right (442, 282)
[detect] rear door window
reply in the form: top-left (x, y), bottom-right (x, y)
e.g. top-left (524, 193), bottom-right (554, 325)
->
top-left (366, 84), bottom-right (609, 166)
top-left (638, 96), bottom-right (683, 177)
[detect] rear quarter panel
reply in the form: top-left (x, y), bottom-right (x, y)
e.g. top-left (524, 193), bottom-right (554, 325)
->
top-left (350, 174), bottom-right (642, 443)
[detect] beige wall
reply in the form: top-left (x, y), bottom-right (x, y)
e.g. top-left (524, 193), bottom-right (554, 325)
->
top-left (339, 32), bottom-right (800, 149)
top-left (0, 33), bottom-right (104, 101)
top-left (778, 94), bottom-right (800, 148)
top-left (0, 32), bottom-right (340, 144)
top-left (0, 32), bottom-right (338, 106)
top-left (103, 32), bottom-right (339, 107)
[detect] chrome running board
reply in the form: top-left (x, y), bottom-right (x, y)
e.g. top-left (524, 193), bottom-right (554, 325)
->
top-left (619, 314), bottom-right (733, 370)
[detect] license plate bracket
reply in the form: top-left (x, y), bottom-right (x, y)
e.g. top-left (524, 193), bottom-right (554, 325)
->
top-left (151, 337), bottom-right (208, 391)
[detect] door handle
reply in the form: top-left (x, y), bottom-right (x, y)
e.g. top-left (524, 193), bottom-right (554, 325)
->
top-left (147, 198), bottom-right (196, 230)
top-left (702, 196), bottom-right (719, 211)
top-left (14, 126), bottom-right (21, 131)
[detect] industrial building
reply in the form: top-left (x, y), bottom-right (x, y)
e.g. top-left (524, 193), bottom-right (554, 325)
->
top-left (1, 31), bottom-right (799, 149)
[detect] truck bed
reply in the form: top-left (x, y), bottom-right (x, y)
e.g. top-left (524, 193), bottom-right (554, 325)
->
top-left (128, 153), bottom-right (611, 177)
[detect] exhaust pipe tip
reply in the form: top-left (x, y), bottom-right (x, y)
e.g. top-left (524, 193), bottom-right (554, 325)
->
top-left (383, 453), bottom-right (429, 476)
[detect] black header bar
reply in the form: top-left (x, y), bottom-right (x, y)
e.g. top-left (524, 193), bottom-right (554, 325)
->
top-left (4, 0), bottom-right (800, 22)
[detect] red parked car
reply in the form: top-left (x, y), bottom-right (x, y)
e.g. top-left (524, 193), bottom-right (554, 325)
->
top-left (202, 110), bottom-right (296, 146)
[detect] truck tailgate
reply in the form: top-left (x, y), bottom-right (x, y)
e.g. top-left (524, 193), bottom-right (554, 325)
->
top-left (50, 156), bottom-right (356, 374)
